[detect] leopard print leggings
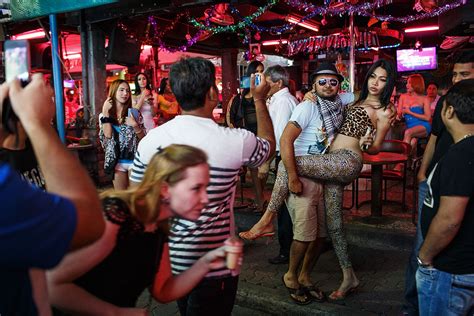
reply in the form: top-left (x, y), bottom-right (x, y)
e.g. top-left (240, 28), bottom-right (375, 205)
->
top-left (268, 149), bottom-right (363, 269)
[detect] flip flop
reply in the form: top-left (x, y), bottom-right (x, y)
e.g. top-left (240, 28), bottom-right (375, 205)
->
top-left (282, 276), bottom-right (312, 305)
top-left (301, 285), bottom-right (326, 303)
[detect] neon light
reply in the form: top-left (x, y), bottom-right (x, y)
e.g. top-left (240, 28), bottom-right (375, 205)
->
top-left (64, 53), bottom-right (81, 59)
top-left (287, 16), bottom-right (319, 32)
top-left (404, 26), bottom-right (439, 33)
top-left (12, 29), bottom-right (46, 40)
top-left (262, 39), bottom-right (288, 46)
top-left (142, 44), bottom-right (153, 50)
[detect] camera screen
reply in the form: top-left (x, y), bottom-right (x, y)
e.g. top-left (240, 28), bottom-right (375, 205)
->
top-left (5, 42), bottom-right (30, 82)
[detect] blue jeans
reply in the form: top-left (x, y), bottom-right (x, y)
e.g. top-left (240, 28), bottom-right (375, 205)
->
top-left (403, 180), bottom-right (428, 315)
top-left (416, 266), bottom-right (474, 316)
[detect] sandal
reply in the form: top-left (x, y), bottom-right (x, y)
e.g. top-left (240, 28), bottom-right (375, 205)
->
top-left (282, 276), bottom-right (312, 305)
top-left (239, 229), bottom-right (275, 241)
top-left (301, 285), bottom-right (326, 303)
top-left (328, 285), bottom-right (359, 301)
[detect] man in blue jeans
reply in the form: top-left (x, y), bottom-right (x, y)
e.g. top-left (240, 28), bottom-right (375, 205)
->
top-left (402, 50), bottom-right (474, 316)
top-left (416, 79), bottom-right (474, 315)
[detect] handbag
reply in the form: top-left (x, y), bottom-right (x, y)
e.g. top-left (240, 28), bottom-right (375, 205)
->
top-left (103, 125), bottom-right (121, 174)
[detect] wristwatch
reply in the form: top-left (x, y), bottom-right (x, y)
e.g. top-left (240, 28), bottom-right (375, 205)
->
top-left (416, 256), bottom-right (433, 268)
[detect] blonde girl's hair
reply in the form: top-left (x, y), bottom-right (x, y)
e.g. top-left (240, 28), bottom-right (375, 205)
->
top-left (408, 74), bottom-right (425, 95)
top-left (100, 144), bottom-right (208, 224)
top-left (107, 79), bottom-right (132, 123)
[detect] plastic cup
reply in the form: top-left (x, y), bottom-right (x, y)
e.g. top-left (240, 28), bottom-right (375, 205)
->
top-left (224, 237), bottom-right (243, 270)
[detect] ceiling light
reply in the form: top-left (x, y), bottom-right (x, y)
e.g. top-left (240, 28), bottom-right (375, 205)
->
top-left (404, 26), bottom-right (439, 33)
top-left (12, 29), bottom-right (46, 40)
top-left (262, 39), bottom-right (288, 46)
top-left (287, 16), bottom-right (319, 32)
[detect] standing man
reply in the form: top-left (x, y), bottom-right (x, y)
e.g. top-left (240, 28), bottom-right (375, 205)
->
top-left (129, 57), bottom-right (275, 315)
top-left (402, 50), bottom-right (474, 316)
top-left (426, 82), bottom-right (440, 116)
top-left (416, 79), bottom-right (474, 315)
top-left (262, 65), bottom-right (298, 265)
top-left (280, 63), bottom-right (353, 304)
top-left (0, 75), bottom-right (104, 314)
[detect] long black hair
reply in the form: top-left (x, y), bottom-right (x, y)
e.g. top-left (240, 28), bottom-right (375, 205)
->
top-left (158, 78), bottom-right (169, 95)
top-left (357, 59), bottom-right (396, 109)
top-left (133, 72), bottom-right (153, 96)
top-left (242, 60), bottom-right (264, 96)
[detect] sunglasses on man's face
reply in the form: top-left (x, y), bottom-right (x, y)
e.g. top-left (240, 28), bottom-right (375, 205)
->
top-left (317, 78), bottom-right (339, 87)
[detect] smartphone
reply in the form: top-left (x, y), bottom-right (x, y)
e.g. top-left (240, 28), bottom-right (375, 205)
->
top-left (240, 74), bottom-right (261, 89)
top-left (4, 39), bottom-right (31, 82)
top-left (240, 76), bottom-right (250, 89)
top-left (2, 40), bottom-right (31, 134)
top-left (128, 108), bottom-right (139, 122)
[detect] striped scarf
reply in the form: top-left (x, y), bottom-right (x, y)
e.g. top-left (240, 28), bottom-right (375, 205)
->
top-left (316, 94), bottom-right (344, 145)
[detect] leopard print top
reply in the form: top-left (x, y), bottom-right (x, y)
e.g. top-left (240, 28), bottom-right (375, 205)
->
top-left (338, 106), bottom-right (375, 139)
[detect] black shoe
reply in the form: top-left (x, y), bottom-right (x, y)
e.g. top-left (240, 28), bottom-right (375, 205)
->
top-left (268, 254), bottom-right (289, 264)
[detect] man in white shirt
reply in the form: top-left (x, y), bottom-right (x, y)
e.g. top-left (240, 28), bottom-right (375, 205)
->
top-left (129, 57), bottom-right (275, 316)
top-left (262, 65), bottom-right (298, 265)
top-left (280, 63), bottom-right (352, 304)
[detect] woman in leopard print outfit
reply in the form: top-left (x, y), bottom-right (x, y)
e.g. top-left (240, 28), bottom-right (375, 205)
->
top-left (241, 59), bottom-right (396, 300)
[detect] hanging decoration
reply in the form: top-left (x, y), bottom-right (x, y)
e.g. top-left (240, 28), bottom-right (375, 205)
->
top-left (188, 0), bottom-right (279, 34)
top-left (284, 0), bottom-right (464, 23)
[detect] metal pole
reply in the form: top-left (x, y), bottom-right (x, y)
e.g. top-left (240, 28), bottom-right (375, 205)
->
top-left (80, 10), bottom-right (90, 123)
top-left (49, 14), bottom-right (65, 143)
top-left (349, 12), bottom-right (355, 93)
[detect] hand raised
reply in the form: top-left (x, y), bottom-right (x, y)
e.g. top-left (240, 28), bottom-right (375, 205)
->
top-left (8, 73), bottom-right (55, 129)
top-left (250, 73), bottom-right (269, 101)
top-left (102, 97), bottom-right (113, 115)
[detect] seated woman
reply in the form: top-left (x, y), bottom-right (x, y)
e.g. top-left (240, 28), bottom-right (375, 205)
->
top-left (398, 74), bottom-right (431, 151)
top-left (47, 145), bottom-right (234, 315)
top-left (240, 59), bottom-right (396, 300)
top-left (156, 78), bottom-right (180, 124)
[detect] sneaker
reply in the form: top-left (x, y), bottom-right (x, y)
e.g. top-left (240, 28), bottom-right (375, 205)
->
top-left (268, 254), bottom-right (289, 264)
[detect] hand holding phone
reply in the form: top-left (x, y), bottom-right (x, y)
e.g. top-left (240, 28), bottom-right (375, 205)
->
top-left (2, 40), bottom-right (31, 134)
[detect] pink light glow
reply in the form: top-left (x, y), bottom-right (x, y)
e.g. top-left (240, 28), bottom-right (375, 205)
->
top-left (404, 26), bottom-right (439, 33)
top-left (287, 16), bottom-right (319, 32)
top-left (262, 39), bottom-right (288, 46)
top-left (12, 29), bottom-right (46, 40)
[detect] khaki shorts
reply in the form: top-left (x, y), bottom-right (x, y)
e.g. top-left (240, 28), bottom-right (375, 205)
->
top-left (286, 177), bottom-right (326, 242)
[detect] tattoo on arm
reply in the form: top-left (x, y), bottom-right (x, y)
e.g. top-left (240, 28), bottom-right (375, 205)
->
top-left (289, 121), bottom-right (301, 129)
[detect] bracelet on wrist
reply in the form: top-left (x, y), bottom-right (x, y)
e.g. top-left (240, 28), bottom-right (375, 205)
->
top-left (100, 116), bottom-right (115, 124)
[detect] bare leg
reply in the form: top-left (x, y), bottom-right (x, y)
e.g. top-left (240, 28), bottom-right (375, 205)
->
top-left (113, 170), bottom-right (128, 190)
top-left (298, 238), bottom-right (325, 286)
top-left (250, 167), bottom-right (265, 212)
top-left (403, 125), bottom-right (427, 145)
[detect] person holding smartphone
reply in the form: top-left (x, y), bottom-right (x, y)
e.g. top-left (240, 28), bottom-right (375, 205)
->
top-left (226, 60), bottom-right (267, 213)
top-left (132, 72), bottom-right (158, 133)
top-left (99, 79), bottom-right (145, 190)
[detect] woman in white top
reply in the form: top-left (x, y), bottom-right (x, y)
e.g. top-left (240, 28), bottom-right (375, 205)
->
top-left (132, 72), bottom-right (158, 132)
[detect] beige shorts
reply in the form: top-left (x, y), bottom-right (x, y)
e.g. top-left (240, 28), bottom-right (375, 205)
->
top-left (286, 177), bottom-right (327, 242)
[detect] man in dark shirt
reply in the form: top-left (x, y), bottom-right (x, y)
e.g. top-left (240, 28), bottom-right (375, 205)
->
top-left (0, 74), bottom-right (104, 315)
top-left (402, 50), bottom-right (474, 316)
top-left (416, 79), bottom-right (474, 315)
